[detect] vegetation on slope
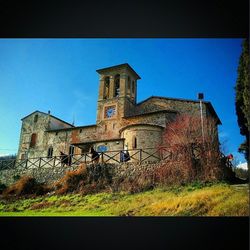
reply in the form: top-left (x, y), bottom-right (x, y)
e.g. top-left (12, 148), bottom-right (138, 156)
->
top-left (235, 38), bottom-right (249, 161)
top-left (0, 183), bottom-right (248, 216)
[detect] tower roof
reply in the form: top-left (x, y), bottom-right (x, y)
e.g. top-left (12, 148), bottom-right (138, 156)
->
top-left (96, 63), bottom-right (141, 79)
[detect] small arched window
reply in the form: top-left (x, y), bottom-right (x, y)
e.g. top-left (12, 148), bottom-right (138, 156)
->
top-left (47, 146), bottom-right (53, 158)
top-left (114, 74), bottom-right (120, 97)
top-left (104, 76), bottom-right (110, 99)
top-left (127, 76), bottom-right (131, 95)
top-left (30, 133), bottom-right (37, 147)
top-left (34, 114), bottom-right (38, 123)
top-left (132, 136), bottom-right (137, 149)
top-left (69, 145), bottom-right (75, 156)
top-left (132, 80), bottom-right (135, 94)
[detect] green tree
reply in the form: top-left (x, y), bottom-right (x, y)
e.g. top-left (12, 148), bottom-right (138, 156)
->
top-left (235, 38), bottom-right (249, 161)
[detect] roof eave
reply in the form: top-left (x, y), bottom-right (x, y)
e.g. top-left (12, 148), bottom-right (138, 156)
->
top-left (72, 138), bottom-right (125, 146)
top-left (46, 124), bottom-right (97, 132)
top-left (21, 110), bottom-right (75, 128)
top-left (96, 63), bottom-right (141, 79)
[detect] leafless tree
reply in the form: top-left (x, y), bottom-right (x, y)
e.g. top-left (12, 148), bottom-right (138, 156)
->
top-left (158, 114), bottom-right (223, 183)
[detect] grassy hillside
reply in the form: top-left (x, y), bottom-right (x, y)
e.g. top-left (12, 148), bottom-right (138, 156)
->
top-left (0, 183), bottom-right (248, 216)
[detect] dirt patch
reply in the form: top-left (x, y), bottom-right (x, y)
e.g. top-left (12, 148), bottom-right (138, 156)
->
top-left (30, 201), bottom-right (54, 210)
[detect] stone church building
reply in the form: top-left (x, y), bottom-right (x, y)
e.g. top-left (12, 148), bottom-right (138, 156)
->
top-left (16, 63), bottom-right (221, 162)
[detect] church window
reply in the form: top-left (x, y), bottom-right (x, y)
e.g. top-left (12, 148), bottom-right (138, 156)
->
top-left (104, 77), bottom-right (110, 99)
top-left (97, 145), bottom-right (108, 152)
top-left (30, 133), bottom-right (37, 147)
top-left (47, 146), bottom-right (53, 158)
top-left (69, 145), bottom-right (75, 156)
top-left (127, 76), bottom-right (131, 95)
top-left (114, 74), bottom-right (120, 97)
top-left (81, 148), bottom-right (85, 155)
top-left (34, 114), bottom-right (38, 123)
top-left (81, 144), bottom-right (91, 154)
top-left (132, 136), bottom-right (137, 149)
top-left (132, 80), bottom-right (135, 94)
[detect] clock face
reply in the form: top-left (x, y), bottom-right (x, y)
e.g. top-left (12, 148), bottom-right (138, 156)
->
top-left (105, 106), bottom-right (116, 118)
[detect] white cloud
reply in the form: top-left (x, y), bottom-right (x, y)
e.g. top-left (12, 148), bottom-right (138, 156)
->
top-left (236, 162), bottom-right (248, 170)
top-left (0, 153), bottom-right (12, 157)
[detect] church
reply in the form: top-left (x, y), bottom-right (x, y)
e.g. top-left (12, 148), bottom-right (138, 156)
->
top-left (16, 63), bottom-right (221, 162)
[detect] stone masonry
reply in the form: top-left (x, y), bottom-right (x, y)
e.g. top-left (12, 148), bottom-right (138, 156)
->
top-left (14, 63), bottom-right (221, 167)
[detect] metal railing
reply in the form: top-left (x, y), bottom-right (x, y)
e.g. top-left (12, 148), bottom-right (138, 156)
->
top-left (0, 147), bottom-right (173, 171)
top-left (0, 147), bottom-right (235, 172)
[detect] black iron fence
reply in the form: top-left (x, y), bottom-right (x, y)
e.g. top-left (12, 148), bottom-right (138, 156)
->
top-left (219, 152), bottom-right (234, 169)
top-left (0, 147), bottom-right (173, 171)
top-left (0, 147), bottom-right (235, 172)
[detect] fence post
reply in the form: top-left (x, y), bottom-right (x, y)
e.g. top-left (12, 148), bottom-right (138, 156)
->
top-left (101, 152), bottom-right (104, 164)
top-left (159, 147), bottom-right (162, 160)
top-left (53, 156), bottom-right (56, 168)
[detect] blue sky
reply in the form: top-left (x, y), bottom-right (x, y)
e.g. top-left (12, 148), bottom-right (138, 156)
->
top-left (0, 38), bottom-right (246, 163)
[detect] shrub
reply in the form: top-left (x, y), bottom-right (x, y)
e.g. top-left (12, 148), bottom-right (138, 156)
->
top-left (109, 168), bottom-right (156, 194)
top-left (52, 163), bottom-right (109, 195)
top-left (0, 183), bottom-right (7, 194)
top-left (53, 164), bottom-right (88, 194)
top-left (153, 161), bottom-right (191, 186)
top-left (53, 163), bottom-right (114, 195)
top-left (2, 176), bottom-right (50, 197)
top-left (30, 201), bottom-right (54, 210)
top-left (234, 167), bottom-right (249, 180)
top-left (13, 174), bottom-right (21, 182)
top-left (158, 114), bottom-right (224, 183)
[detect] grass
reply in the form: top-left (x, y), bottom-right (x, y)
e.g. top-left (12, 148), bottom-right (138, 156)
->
top-left (0, 183), bottom-right (248, 216)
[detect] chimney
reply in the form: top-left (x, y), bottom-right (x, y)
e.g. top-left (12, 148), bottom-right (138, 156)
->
top-left (197, 93), bottom-right (204, 100)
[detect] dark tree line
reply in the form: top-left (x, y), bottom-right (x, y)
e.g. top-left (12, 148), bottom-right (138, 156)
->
top-left (0, 154), bottom-right (16, 170)
top-left (0, 154), bottom-right (16, 161)
top-left (235, 38), bottom-right (249, 161)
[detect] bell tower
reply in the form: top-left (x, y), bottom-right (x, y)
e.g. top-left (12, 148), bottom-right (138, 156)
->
top-left (96, 63), bottom-right (141, 123)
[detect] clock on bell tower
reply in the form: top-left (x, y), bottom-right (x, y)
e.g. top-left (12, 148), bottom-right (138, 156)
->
top-left (104, 105), bottom-right (116, 118)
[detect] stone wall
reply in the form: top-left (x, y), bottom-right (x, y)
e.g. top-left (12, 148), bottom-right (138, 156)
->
top-left (17, 112), bottom-right (50, 160)
top-left (17, 112), bottom-right (74, 161)
top-left (110, 162), bottom-right (161, 180)
top-left (42, 100), bottom-right (178, 159)
top-left (15, 66), bottom-right (220, 175)
top-left (0, 164), bottom-right (79, 186)
top-left (47, 125), bottom-right (97, 155)
top-left (0, 161), bottom-right (161, 187)
top-left (121, 124), bottom-right (163, 161)
top-left (136, 97), bottom-right (206, 117)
